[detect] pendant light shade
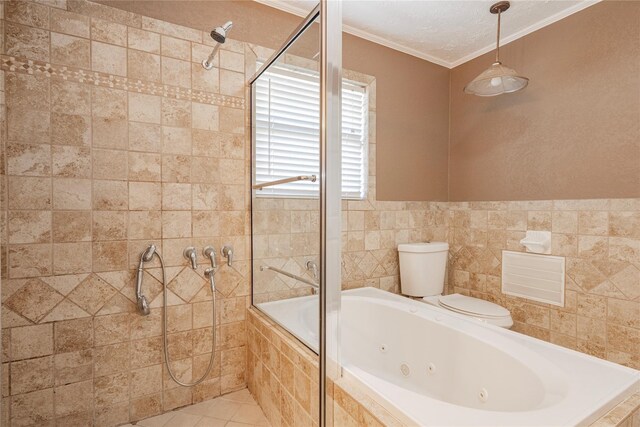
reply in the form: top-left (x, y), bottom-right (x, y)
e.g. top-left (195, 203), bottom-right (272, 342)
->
top-left (464, 62), bottom-right (529, 96)
top-left (464, 1), bottom-right (529, 97)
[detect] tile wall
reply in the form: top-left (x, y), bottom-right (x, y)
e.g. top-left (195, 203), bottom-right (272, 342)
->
top-left (447, 199), bottom-right (640, 370)
top-left (0, 1), bottom-right (249, 425)
top-left (246, 307), bottom-right (405, 427)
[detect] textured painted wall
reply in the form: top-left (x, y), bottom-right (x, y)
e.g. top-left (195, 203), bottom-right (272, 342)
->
top-left (449, 1), bottom-right (640, 201)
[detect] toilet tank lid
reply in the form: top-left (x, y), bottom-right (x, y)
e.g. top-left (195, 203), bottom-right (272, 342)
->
top-left (398, 242), bottom-right (449, 253)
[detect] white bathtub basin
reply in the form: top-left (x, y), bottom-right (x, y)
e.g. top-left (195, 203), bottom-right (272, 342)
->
top-left (257, 287), bottom-right (639, 426)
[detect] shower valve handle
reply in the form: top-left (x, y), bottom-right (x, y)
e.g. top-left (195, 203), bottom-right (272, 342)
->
top-left (203, 246), bottom-right (217, 268)
top-left (183, 247), bottom-right (198, 269)
top-left (222, 246), bottom-right (233, 267)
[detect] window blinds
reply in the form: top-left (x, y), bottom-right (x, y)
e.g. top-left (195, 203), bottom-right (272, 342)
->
top-left (254, 63), bottom-right (368, 199)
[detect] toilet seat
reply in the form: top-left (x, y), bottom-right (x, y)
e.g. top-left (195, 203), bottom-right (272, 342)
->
top-left (438, 294), bottom-right (510, 319)
top-left (421, 294), bottom-right (513, 328)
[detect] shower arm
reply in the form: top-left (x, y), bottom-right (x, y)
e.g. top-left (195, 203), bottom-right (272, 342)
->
top-left (202, 44), bottom-right (222, 70)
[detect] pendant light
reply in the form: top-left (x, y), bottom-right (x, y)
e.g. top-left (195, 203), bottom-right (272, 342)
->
top-left (464, 1), bottom-right (529, 96)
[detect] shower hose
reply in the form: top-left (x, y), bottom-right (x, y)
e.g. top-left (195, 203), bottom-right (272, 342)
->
top-left (157, 253), bottom-right (217, 387)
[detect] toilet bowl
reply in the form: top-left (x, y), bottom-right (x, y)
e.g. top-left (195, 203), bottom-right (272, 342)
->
top-left (398, 242), bottom-right (513, 329)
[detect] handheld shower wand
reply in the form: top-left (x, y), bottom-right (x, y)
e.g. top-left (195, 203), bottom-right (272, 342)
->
top-left (135, 244), bottom-right (156, 315)
top-left (202, 21), bottom-right (233, 70)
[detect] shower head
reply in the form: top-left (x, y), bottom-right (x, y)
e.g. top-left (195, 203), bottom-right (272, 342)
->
top-left (141, 244), bottom-right (156, 262)
top-left (202, 21), bottom-right (233, 70)
top-left (210, 21), bottom-right (233, 44)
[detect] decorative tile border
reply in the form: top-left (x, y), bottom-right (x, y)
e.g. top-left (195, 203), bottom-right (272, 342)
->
top-left (0, 55), bottom-right (245, 109)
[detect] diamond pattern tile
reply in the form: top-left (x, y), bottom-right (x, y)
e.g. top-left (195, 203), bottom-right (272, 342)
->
top-left (4, 279), bottom-right (64, 322)
top-left (67, 274), bottom-right (117, 315)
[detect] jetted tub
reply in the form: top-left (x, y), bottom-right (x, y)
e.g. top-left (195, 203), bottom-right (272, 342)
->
top-left (257, 287), bottom-right (640, 426)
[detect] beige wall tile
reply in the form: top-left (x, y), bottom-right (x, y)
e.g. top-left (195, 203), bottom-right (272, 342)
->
top-left (53, 178), bottom-right (91, 210)
top-left (129, 182), bottom-right (161, 210)
top-left (6, 142), bottom-right (51, 177)
top-left (50, 9), bottom-right (90, 38)
top-left (10, 388), bottom-right (55, 426)
top-left (94, 149), bottom-right (129, 181)
top-left (93, 211), bottom-right (128, 241)
top-left (53, 211), bottom-right (91, 243)
top-left (128, 28), bottom-right (160, 53)
top-left (162, 211), bottom-right (192, 238)
top-left (192, 65), bottom-right (219, 93)
top-left (129, 152), bottom-right (161, 181)
top-left (5, 22), bottom-right (50, 61)
top-left (161, 35), bottom-right (191, 61)
top-left (7, 108), bottom-right (51, 145)
top-left (90, 18), bottom-right (127, 46)
top-left (54, 318), bottom-right (93, 353)
top-left (609, 212), bottom-right (640, 239)
top-left (54, 350), bottom-right (93, 386)
top-left (93, 373), bottom-right (129, 412)
top-left (11, 356), bottom-right (54, 395)
top-left (219, 70), bottom-right (244, 98)
top-left (93, 180), bottom-right (128, 210)
top-left (91, 41), bottom-right (127, 76)
top-left (141, 16), bottom-right (201, 42)
top-left (129, 211), bottom-right (162, 240)
top-left (94, 313), bottom-right (131, 346)
top-left (92, 117), bottom-right (128, 150)
top-left (220, 50), bottom-right (244, 73)
top-left (8, 176), bottom-right (51, 210)
top-left (192, 103), bottom-right (219, 131)
top-left (129, 92), bottom-right (161, 124)
top-left (162, 98), bottom-right (192, 128)
top-left (162, 154), bottom-right (191, 183)
top-left (8, 211), bottom-right (51, 244)
top-left (162, 126), bottom-right (192, 155)
top-left (5, 1), bottom-right (49, 29)
top-left (11, 324), bottom-right (53, 361)
top-left (54, 379), bottom-right (92, 418)
top-left (52, 145), bottom-right (91, 178)
top-left (162, 57), bottom-right (191, 88)
top-left (51, 32), bottom-right (90, 68)
top-left (128, 50), bottom-right (161, 83)
top-left (92, 241), bottom-right (128, 272)
top-left (129, 122), bottom-right (161, 153)
top-left (578, 211), bottom-right (609, 235)
top-left (51, 112), bottom-right (92, 147)
top-left (93, 87), bottom-right (127, 119)
top-left (52, 80), bottom-right (91, 116)
top-left (219, 107), bottom-right (244, 134)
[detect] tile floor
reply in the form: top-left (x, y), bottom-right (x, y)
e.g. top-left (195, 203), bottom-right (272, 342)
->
top-left (126, 389), bottom-right (270, 427)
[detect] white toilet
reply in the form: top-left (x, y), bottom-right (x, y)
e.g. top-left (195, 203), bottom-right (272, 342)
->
top-left (398, 242), bottom-right (513, 328)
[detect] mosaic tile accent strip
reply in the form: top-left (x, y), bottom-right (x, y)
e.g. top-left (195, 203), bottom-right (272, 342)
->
top-left (0, 55), bottom-right (245, 109)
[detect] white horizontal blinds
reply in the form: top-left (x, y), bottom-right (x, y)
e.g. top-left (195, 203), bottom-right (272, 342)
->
top-left (254, 62), bottom-right (368, 199)
top-left (342, 81), bottom-right (368, 199)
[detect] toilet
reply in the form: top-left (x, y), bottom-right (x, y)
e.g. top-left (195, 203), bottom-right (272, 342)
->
top-left (398, 242), bottom-right (513, 328)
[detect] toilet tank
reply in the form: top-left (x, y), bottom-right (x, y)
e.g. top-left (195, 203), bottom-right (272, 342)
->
top-left (398, 242), bottom-right (449, 297)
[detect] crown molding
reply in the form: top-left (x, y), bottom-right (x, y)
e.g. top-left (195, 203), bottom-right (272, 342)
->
top-left (254, 0), bottom-right (601, 69)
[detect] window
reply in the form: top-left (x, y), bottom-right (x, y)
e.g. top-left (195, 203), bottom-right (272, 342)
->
top-left (254, 63), bottom-right (368, 199)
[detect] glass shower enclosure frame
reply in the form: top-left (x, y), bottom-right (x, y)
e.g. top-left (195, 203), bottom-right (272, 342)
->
top-left (248, 1), bottom-right (342, 425)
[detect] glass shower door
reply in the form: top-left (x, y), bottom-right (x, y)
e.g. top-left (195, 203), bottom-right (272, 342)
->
top-left (248, 2), bottom-right (342, 425)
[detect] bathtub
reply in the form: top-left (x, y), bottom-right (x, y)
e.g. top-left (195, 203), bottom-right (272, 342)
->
top-left (257, 287), bottom-right (640, 426)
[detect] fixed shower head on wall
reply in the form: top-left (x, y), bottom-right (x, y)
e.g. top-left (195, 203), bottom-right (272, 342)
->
top-left (211, 21), bottom-right (233, 43)
top-left (202, 21), bottom-right (233, 70)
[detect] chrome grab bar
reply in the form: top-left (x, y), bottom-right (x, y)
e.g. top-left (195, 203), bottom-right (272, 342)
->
top-left (252, 175), bottom-right (317, 190)
top-left (260, 265), bottom-right (319, 291)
